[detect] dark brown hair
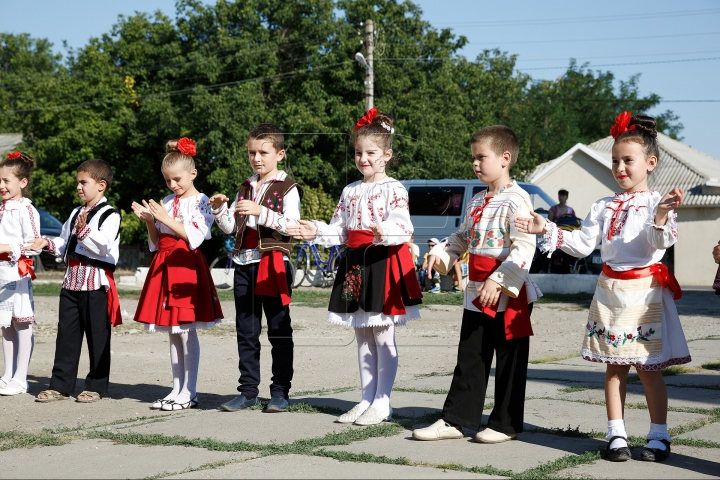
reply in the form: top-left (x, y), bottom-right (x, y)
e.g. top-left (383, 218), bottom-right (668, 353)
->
top-left (471, 125), bottom-right (520, 167)
top-left (354, 112), bottom-right (394, 151)
top-left (248, 123), bottom-right (284, 152)
top-left (77, 159), bottom-right (114, 189)
top-left (614, 115), bottom-right (660, 160)
top-left (163, 139), bottom-right (196, 172)
top-left (0, 152), bottom-right (35, 182)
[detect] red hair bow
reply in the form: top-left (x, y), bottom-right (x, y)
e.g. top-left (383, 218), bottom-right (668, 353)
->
top-left (610, 111), bottom-right (636, 139)
top-left (354, 107), bottom-right (378, 131)
top-left (177, 137), bottom-right (196, 156)
top-left (6, 151), bottom-right (21, 160)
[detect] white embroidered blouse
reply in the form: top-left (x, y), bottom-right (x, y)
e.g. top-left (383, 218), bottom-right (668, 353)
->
top-left (150, 193), bottom-right (213, 252)
top-left (0, 198), bottom-right (40, 279)
top-left (541, 190), bottom-right (677, 271)
top-left (313, 178), bottom-right (412, 247)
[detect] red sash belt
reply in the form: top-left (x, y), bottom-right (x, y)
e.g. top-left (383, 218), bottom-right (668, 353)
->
top-left (602, 263), bottom-right (682, 300)
top-left (242, 228), bottom-right (291, 306)
top-left (469, 253), bottom-right (533, 340)
top-left (0, 253), bottom-right (36, 280)
top-left (347, 230), bottom-right (422, 316)
top-left (67, 258), bottom-right (122, 327)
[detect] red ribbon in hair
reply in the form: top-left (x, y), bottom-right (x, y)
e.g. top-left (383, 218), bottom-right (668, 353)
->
top-left (354, 107), bottom-right (378, 131)
top-left (177, 137), bottom-right (196, 156)
top-left (610, 111), bottom-right (636, 139)
top-left (6, 151), bottom-right (21, 160)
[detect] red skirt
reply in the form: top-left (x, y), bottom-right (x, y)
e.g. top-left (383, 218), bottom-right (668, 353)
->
top-left (134, 234), bottom-right (223, 331)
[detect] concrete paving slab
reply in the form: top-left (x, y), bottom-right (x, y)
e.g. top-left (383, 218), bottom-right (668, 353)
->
top-left (664, 370), bottom-right (720, 389)
top-left (684, 339), bottom-right (720, 368)
top-left (168, 453), bottom-right (507, 479)
top-left (552, 445), bottom-right (720, 479)
top-left (295, 390), bottom-right (447, 419)
top-left (527, 362), bottom-right (608, 384)
top-left (561, 383), bottom-right (720, 410)
top-left (522, 399), bottom-right (705, 434)
top-left (324, 428), bottom-right (605, 473)
top-left (114, 408), bottom-right (356, 444)
top-left (396, 374), bottom-right (579, 400)
top-left (0, 438), bottom-right (253, 479)
top-left (677, 422), bottom-right (720, 443)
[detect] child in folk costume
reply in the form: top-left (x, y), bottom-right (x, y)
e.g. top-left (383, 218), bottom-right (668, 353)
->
top-left (32, 159), bottom-right (122, 403)
top-left (0, 152), bottom-right (41, 396)
top-left (413, 126), bottom-right (540, 444)
top-left (133, 138), bottom-right (223, 411)
top-left (288, 109), bottom-right (422, 425)
top-left (209, 124), bottom-right (300, 413)
top-left (713, 240), bottom-right (720, 294)
top-left (516, 113), bottom-right (689, 462)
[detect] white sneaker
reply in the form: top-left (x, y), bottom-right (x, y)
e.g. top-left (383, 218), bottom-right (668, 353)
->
top-left (354, 405), bottom-right (393, 426)
top-left (336, 404), bottom-right (368, 424)
top-left (412, 419), bottom-right (464, 441)
top-left (0, 380), bottom-right (27, 396)
top-left (474, 428), bottom-right (517, 443)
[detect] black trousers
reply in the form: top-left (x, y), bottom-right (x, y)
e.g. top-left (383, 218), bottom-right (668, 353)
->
top-left (49, 289), bottom-right (111, 395)
top-left (234, 261), bottom-right (294, 398)
top-left (442, 307), bottom-right (532, 435)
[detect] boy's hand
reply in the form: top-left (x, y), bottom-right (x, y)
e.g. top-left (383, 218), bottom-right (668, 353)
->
top-left (236, 200), bottom-right (261, 217)
top-left (26, 238), bottom-right (48, 251)
top-left (286, 220), bottom-right (318, 240)
top-left (147, 199), bottom-right (171, 223)
top-left (369, 223), bottom-right (384, 243)
top-left (655, 188), bottom-right (683, 226)
top-left (713, 240), bottom-right (720, 265)
top-left (476, 278), bottom-right (502, 308)
top-left (75, 210), bottom-right (88, 232)
top-left (208, 194), bottom-right (229, 210)
top-left (131, 201), bottom-right (154, 223)
top-left (514, 211), bottom-right (547, 235)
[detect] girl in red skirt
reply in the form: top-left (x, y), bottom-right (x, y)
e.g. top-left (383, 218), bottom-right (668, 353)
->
top-left (132, 138), bottom-right (223, 411)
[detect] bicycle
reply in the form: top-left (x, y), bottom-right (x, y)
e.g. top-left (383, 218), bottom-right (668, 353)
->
top-left (210, 235), bottom-right (297, 291)
top-left (291, 242), bottom-right (344, 288)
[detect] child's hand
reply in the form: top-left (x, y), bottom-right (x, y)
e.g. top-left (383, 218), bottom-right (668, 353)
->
top-left (147, 199), bottom-right (171, 224)
top-left (514, 211), bottom-right (547, 235)
top-left (131, 201), bottom-right (154, 223)
top-left (476, 278), bottom-right (502, 308)
top-left (25, 238), bottom-right (48, 251)
top-left (209, 194), bottom-right (229, 210)
top-left (713, 240), bottom-right (720, 265)
top-left (426, 254), bottom-right (438, 279)
top-left (75, 209), bottom-right (88, 233)
top-left (287, 220), bottom-right (318, 240)
top-left (369, 223), bottom-right (384, 243)
top-left (655, 188), bottom-right (683, 225)
top-left (236, 200), bottom-right (261, 217)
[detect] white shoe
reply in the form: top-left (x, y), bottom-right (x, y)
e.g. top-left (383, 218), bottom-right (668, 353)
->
top-left (336, 404), bottom-right (368, 424)
top-left (474, 428), bottom-right (517, 444)
top-left (151, 398), bottom-right (175, 409)
top-left (354, 405), bottom-right (393, 426)
top-left (0, 380), bottom-right (27, 396)
top-left (412, 419), bottom-right (464, 441)
top-left (0, 377), bottom-right (9, 389)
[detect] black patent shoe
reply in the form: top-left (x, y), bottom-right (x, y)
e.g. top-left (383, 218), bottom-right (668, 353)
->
top-left (264, 395), bottom-right (289, 413)
top-left (606, 436), bottom-right (632, 462)
top-left (641, 439), bottom-right (671, 462)
top-left (220, 394), bottom-right (258, 412)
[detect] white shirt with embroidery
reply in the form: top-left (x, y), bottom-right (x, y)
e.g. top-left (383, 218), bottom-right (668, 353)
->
top-left (0, 198), bottom-right (41, 276)
top-left (541, 190), bottom-right (677, 270)
top-left (149, 193), bottom-right (213, 252)
top-left (313, 177), bottom-right (412, 247)
top-left (212, 171), bottom-right (301, 265)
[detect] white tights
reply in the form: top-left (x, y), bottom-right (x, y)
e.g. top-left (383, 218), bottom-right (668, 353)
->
top-left (164, 330), bottom-right (200, 404)
top-left (2, 322), bottom-right (34, 388)
top-left (355, 324), bottom-right (398, 415)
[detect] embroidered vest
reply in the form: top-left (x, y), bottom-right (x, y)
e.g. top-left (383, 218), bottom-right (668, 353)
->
top-left (66, 202), bottom-right (121, 272)
top-left (233, 176), bottom-right (303, 255)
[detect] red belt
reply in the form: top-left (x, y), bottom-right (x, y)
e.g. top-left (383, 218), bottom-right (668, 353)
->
top-left (602, 263), bottom-right (682, 300)
top-left (67, 258), bottom-right (122, 327)
top-left (0, 253), bottom-right (36, 280)
top-left (469, 253), bottom-right (533, 340)
top-left (242, 228), bottom-right (291, 306)
top-left (347, 230), bottom-right (422, 316)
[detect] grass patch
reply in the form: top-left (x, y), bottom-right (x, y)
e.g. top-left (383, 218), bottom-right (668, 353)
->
top-left (701, 361), bottom-right (720, 371)
top-left (314, 449), bottom-right (410, 465)
top-left (558, 385), bottom-right (595, 394)
top-left (286, 402), bottom-right (344, 415)
top-left (0, 430), bottom-right (75, 451)
top-left (515, 449), bottom-right (603, 479)
top-left (535, 292), bottom-right (594, 305)
top-left (291, 386), bottom-right (355, 397)
top-left (662, 365), bottom-right (702, 376)
top-left (529, 353), bottom-right (578, 364)
top-left (394, 387), bottom-right (449, 395)
top-left (414, 371), bottom-right (452, 378)
top-left (34, 282), bottom-right (141, 298)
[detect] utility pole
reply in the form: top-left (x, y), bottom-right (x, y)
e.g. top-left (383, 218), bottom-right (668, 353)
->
top-left (364, 19), bottom-right (374, 110)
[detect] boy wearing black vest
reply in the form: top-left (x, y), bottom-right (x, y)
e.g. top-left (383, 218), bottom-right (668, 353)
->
top-left (30, 159), bottom-right (122, 403)
top-left (210, 124), bottom-right (302, 413)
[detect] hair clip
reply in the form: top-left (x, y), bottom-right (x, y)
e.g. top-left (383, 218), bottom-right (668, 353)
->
top-left (380, 122), bottom-right (394, 134)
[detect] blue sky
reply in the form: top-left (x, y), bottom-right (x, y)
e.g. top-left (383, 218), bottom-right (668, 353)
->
top-left (1, 0), bottom-right (718, 159)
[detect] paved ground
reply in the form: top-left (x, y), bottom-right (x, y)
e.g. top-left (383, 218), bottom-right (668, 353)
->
top-left (0, 288), bottom-right (718, 478)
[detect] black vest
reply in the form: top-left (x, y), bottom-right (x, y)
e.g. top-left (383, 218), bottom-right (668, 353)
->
top-left (65, 202), bottom-right (120, 272)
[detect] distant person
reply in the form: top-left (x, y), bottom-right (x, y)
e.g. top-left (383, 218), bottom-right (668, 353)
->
top-left (420, 238), bottom-right (442, 292)
top-left (547, 189), bottom-right (575, 222)
top-left (408, 235), bottom-right (419, 267)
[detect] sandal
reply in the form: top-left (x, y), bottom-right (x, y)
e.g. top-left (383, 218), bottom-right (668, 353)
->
top-left (161, 396), bottom-right (198, 411)
top-left (151, 398), bottom-right (175, 409)
top-left (606, 436), bottom-right (632, 462)
top-left (76, 391), bottom-right (102, 403)
top-left (641, 439), bottom-right (671, 462)
top-left (36, 390), bottom-right (70, 403)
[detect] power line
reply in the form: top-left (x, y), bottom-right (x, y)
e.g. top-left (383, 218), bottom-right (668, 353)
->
top-left (463, 30), bottom-right (720, 45)
top-left (521, 56), bottom-right (720, 70)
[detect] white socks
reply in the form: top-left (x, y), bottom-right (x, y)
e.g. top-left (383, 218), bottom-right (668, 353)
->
top-left (354, 325), bottom-right (398, 415)
top-left (647, 422), bottom-right (670, 450)
top-left (607, 419), bottom-right (628, 449)
top-left (1, 322), bottom-right (34, 388)
top-left (166, 330), bottom-right (200, 404)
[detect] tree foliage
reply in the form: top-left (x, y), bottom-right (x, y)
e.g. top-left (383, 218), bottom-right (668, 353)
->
top-left (0, 0), bottom-right (682, 244)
